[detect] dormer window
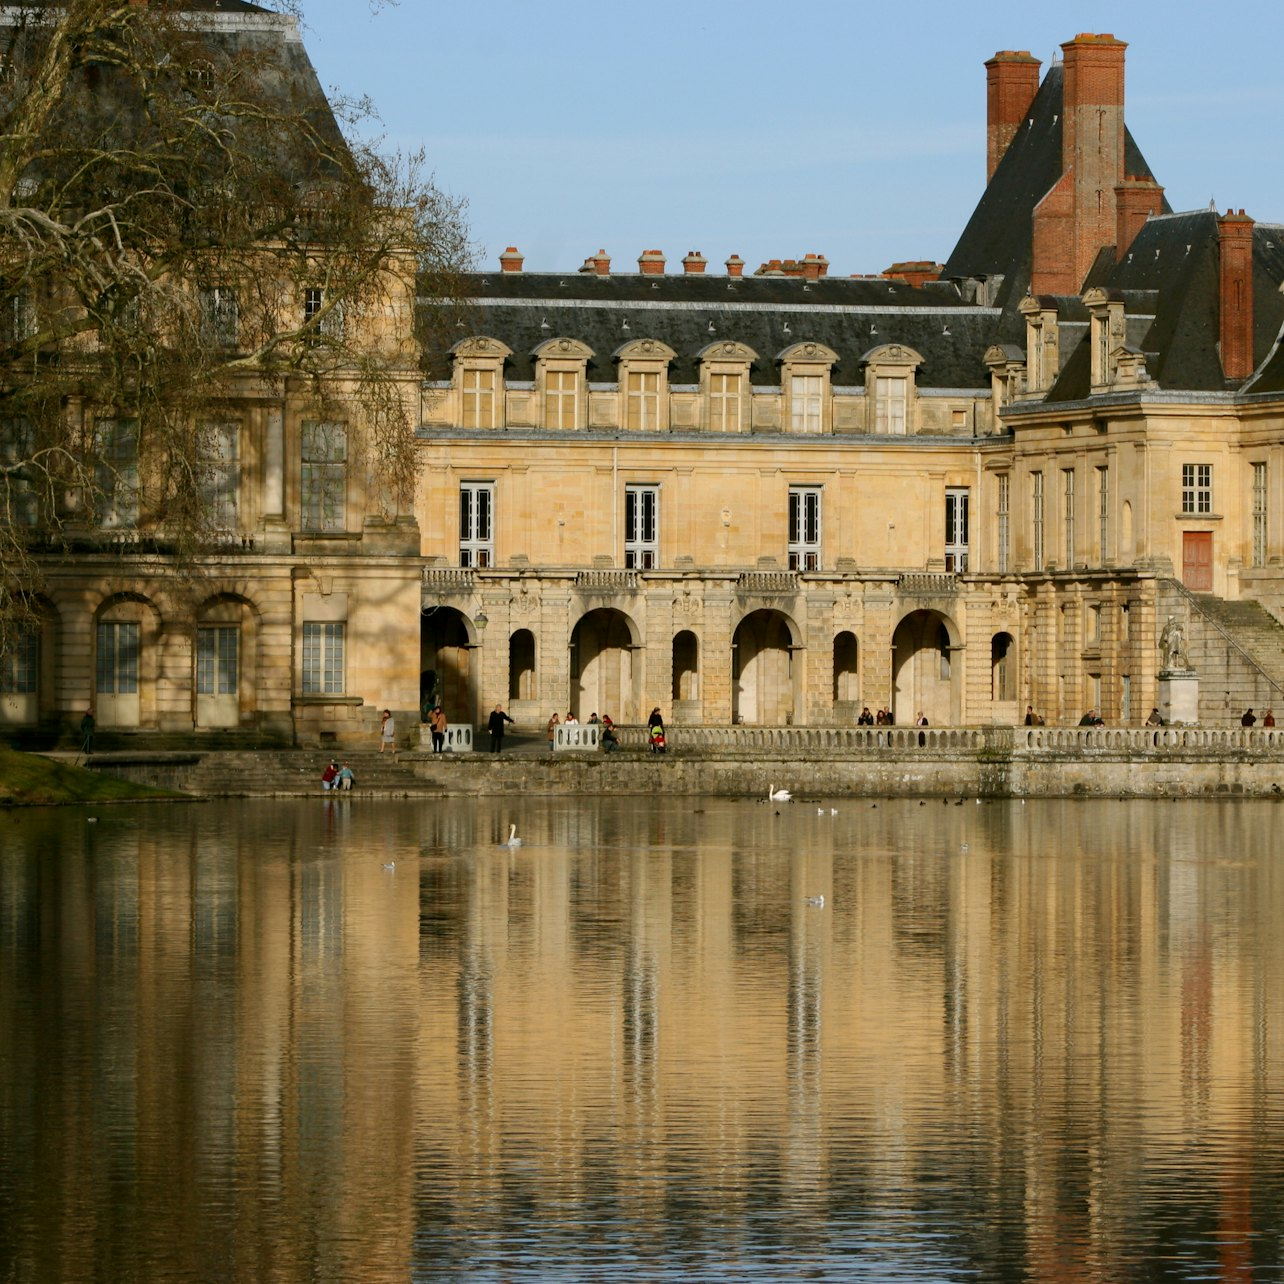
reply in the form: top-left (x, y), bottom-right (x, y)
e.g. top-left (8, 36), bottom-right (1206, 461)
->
top-left (533, 337), bottom-right (592, 430)
top-left (697, 340), bottom-right (756, 433)
top-left (450, 336), bottom-right (512, 430)
top-left (615, 339), bottom-right (676, 432)
top-left (861, 343), bottom-right (924, 435)
top-left (778, 342), bottom-right (838, 435)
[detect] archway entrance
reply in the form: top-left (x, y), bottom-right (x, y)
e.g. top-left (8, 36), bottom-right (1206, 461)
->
top-left (732, 609), bottom-right (798, 726)
top-left (195, 595), bottom-right (257, 729)
top-left (891, 609), bottom-right (959, 726)
top-left (421, 608), bottom-right (475, 726)
top-left (570, 608), bottom-right (638, 723)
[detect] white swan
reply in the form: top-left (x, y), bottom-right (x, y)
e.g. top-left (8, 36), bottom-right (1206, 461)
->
top-left (382, 861), bottom-right (396, 872)
top-left (502, 823), bottom-right (522, 848)
top-left (805, 894), bottom-right (825, 908)
top-left (768, 785), bottom-right (792, 802)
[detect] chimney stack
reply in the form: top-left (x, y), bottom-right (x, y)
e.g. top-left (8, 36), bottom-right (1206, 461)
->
top-left (725, 255), bottom-right (745, 278)
top-left (1115, 178), bottom-right (1164, 258)
top-left (499, 246), bottom-right (524, 274)
top-left (682, 251), bottom-right (707, 275)
top-left (638, 249), bottom-right (666, 275)
top-left (985, 50), bottom-right (1041, 182)
top-left (1218, 209), bottom-right (1255, 382)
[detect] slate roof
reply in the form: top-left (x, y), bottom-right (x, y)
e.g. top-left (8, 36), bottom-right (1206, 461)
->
top-left (942, 63), bottom-right (1168, 312)
top-left (446, 272), bottom-right (1002, 390)
top-left (1042, 213), bottom-right (1284, 399)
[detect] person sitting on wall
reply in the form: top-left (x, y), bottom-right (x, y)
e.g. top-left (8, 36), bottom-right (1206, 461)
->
top-left (915, 712), bottom-right (929, 727)
top-left (600, 715), bottom-right (620, 752)
top-left (321, 760), bottom-right (338, 790)
top-left (1078, 709), bottom-right (1104, 726)
top-left (1145, 708), bottom-right (1165, 727)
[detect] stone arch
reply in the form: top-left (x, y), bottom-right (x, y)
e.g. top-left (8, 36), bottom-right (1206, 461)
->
top-left (421, 607), bottom-right (478, 729)
top-left (833, 630), bottom-right (859, 718)
top-left (570, 607), bottom-right (640, 724)
top-left (732, 608), bottom-right (801, 726)
top-left (991, 631), bottom-right (1016, 702)
top-left (194, 592), bottom-right (261, 729)
top-left (509, 628), bottom-right (536, 703)
top-left (891, 608), bottom-right (961, 726)
top-left (94, 592), bottom-right (163, 728)
top-left (0, 595), bottom-right (59, 728)
top-left (672, 629), bottom-right (699, 716)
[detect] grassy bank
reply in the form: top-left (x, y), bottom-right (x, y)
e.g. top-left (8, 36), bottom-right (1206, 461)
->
top-left (0, 746), bottom-right (179, 806)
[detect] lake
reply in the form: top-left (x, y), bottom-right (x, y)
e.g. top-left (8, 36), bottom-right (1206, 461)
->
top-left (2, 794), bottom-right (1284, 1281)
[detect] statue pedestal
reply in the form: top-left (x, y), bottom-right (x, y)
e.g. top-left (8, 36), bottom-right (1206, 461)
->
top-left (1159, 671), bottom-right (1199, 725)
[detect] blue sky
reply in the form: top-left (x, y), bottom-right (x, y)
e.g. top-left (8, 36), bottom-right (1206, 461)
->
top-left (292, 0), bottom-right (1284, 276)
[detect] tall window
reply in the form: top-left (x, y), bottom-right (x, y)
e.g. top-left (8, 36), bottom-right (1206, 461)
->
top-left (625, 484), bottom-right (659, 570)
top-left (1096, 466), bottom-right (1109, 564)
top-left (96, 621), bottom-right (139, 696)
top-left (788, 485), bottom-right (822, 571)
top-left (626, 371), bottom-right (660, 430)
top-left (201, 422), bottom-right (239, 531)
top-left (996, 473), bottom-right (1010, 573)
top-left (1182, 463), bottom-right (1212, 514)
top-left (196, 626), bottom-right (238, 695)
top-left (1, 417), bottom-right (37, 527)
top-left (461, 368), bottom-right (496, 429)
top-left (0, 627), bottom-right (37, 694)
top-left (4, 291), bottom-right (35, 343)
top-left (709, 372), bottom-right (741, 432)
top-left (302, 621), bottom-right (345, 694)
top-left (303, 287), bottom-right (343, 344)
top-left (1032, 471), bottom-right (1044, 571)
top-left (1252, 462), bottom-right (1267, 567)
top-left (199, 286), bottom-right (238, 348)
top-left (1062, 468), bottom-right (1075, 569)
top-left (875, 376), bottom-right (907, 434)
top-left (945, 487), bottom-right (969, 572)
top-left (790, 375), bottom-right (823, 433)
top-left (545, 370), bottom-right (578, 430)
top-left (94, 418), bottom-right (139, 529)
top-left (301, 420), bottom-right (346, 533)
top-left (459, 481), bottom-right (494, 568)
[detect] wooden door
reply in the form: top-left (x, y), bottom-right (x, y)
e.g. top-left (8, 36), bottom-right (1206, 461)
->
top-left (1183, 532), bottom-right (1213, 591)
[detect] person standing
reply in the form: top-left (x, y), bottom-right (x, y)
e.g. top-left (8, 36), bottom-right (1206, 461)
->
top-left (488, 704), bottom-right (514, 753)
top-left (336, 762), bottom-right (355, 791)
top-left (1241, 708), bottom-right (1257, 727)
top-left (380, 709), bottom-right (397, 755)
top-left (430, 705), bottom-right (447, 753)
top-left (647, 706), bottom-right (665, 754)
top-left (1264, 710), bottom-right (1277, 727)
top-left (546, 711), bottom-right (560, 752)
top-left (79, 707), bottom-right (95, 755)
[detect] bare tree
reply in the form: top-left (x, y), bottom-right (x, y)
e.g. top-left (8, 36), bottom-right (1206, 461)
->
top-left (0, 0), bottom-right (470, 654)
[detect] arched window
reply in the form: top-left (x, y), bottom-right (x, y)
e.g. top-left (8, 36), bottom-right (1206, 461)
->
top-left (833, 631), bottom-right (859, 702)
top-left (672, 630), bottom-right (699, 702)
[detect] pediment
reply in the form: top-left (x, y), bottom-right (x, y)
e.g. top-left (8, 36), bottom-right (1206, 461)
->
top-left (613, 338), bottom-right (677, 363)
top-left (697, 339), bottom-right (759, 364)
top-left (449, 335), bottom-right (513, 359)
top-left (532, 336), bottom-right (594, 362)
top-left (776, 340), bottom-right (839, 366)
top-left (859, 342), bottom-right (924, 369)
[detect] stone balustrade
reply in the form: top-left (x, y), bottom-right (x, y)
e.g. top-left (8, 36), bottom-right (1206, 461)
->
top-left (554, 724), bottom-right (601, 751)
top-left (418, 723), bottom-right (473, 751)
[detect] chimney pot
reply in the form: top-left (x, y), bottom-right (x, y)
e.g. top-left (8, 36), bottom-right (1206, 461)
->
top-left (725, 254), bottom-right (744, 278)
top-left (682, 251), bottom-right (708, 274)
top-left (638, 248), bottom-right (666, 276)
top-left (499, 246), bottom-right (524, 273)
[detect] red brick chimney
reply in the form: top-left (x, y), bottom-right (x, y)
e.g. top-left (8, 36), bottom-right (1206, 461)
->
top-left (725, 255), bottom-right (745, 278)
top-left (1218, 209), bottom-right (1255, 381)
top-left (1115, 177), bottom-right (1164, 258)
top-left (799, 253), bottom-right (829, 281)
top-left (638, 249), bottom-right (666, 275)
top-left (499, 246), bottom-right (523, 274)
top-left (1031, 33), bottom-right (1128, 294)
top-left (590, 248), bottom-right (610, 276)
top-left (882, 261), bottom-right (944, 289)
top-left (985, 50), bottom-right (1041, 182)
top-left (682, 251), bottom-right (707, 275)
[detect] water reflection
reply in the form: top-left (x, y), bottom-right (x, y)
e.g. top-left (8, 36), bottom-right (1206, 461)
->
top-left (2, 796), bottom-right (1284, 1280)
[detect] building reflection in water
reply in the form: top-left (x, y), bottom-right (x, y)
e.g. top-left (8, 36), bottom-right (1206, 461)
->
top-left (2, 796), bottom-right (1284, 1280)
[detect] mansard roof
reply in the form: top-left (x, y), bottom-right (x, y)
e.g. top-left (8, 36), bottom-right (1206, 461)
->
top-left (1042, 212), bottom-right (1284, 400)
top-left (443, 271), bottom-right (1002, 390)
top-left (943, 63), bottom-right (1167, 313)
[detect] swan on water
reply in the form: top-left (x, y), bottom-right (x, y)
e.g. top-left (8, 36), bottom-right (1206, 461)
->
top-left (503, 823), bottom-right (522, 848)
top-left (768, 785), bottom-right (792, 802)
top-left (382, 861), bottom-right (395, 872)
top-left (805, 894), bottom-right (825, 908)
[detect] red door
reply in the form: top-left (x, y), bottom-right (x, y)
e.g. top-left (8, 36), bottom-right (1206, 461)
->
top-left (1183, 531), bottom-right (1213, 591)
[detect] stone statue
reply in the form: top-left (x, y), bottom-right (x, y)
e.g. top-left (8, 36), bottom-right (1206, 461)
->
top-left (1160, 615), bottom-right (1189, 672)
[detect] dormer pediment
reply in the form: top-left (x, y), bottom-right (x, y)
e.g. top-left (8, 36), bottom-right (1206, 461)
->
top-left (776, 340), bottom-right (838, 366)
top-left (858, 343), bottom-right (924, 369)
top-left (532, 336), bottom-right (594, 362)
top-left (697, 339), bottom-right (759, 364)
top-left (613, 338), bottom-right (677, 363)
top-left (450, 335), bottom-right (513, 360)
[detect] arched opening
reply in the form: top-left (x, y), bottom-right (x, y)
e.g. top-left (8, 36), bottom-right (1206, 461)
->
top-left (833, 630), bottom-right (859, 721)
top-left (570, 607), bottom-right (639, 724)
top-left (95, 594), bottom-right (161, 728)
top-left (509, 629), bottom-right (536, 703)
top-left (891, 609), bottom-right (959, 727)
top-left (0, 599), bottom-right (57, 728)
top-left (672, 630), bottom-right (699, 720)
top-left (195, 594), bottom-right (259, 729)
top-left (421, 607), bottom-right (476, 729)
top-left (732, 609), bottom-right (798, 726)
top-left (991, 632), bottom-right (1015, 702)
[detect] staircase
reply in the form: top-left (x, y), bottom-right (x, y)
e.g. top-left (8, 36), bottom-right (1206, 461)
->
top-left (1166, 585), bottom-right (1284, 719)
top-left (177, 749), bottom-right (432, 797)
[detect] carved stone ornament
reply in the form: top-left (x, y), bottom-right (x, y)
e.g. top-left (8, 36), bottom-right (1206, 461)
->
top-left (722, 342), bottom-right (738, 357)
top-left (673, 592), bottom-right (700, 617)
top-left (803, 343), bottom-right (818, 357)
top-left (511, 592), bottom-right (538, 616)
top-left (640, 340), bottom-right (654, 354)
top-left (558, 338), bottom-right (573, 352)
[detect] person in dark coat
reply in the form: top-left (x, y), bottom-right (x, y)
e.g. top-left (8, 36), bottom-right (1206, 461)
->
top-left (487, 704), bottom-right (515, 752)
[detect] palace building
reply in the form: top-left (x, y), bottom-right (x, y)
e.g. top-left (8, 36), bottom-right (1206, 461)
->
top-left (7, 23), bottom-right (1284, 743)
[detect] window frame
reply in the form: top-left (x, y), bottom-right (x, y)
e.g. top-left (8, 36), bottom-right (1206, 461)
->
top-left (302, 621), bottom-right (345, 695)
top-left (300, 419), bottom-right (347, 534)
top-left (1252, 461), bottom-right (1267, 567)
top-left (459, 480), bottom-right (494, 568)
top-left (93, 417), bottom-right (140, 529)
top-left (624, 484), bottom-right (660, 570)
top-left (788, 484), bottom-right (822, 572)
top-left (1182, 463), bottom-right (1212, 515)
top-left (945, 486), bottom-right (970, 573)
